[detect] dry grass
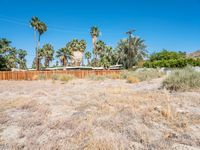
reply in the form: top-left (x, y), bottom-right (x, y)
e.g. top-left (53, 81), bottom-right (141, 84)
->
top-left (126, 76), bottom-right (140, 83)
top-left (0, 79), bottom-right (199, 149)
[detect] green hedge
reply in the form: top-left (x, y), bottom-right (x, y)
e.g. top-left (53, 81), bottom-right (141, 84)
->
top-left (143, 58), bottom-right (200, 68)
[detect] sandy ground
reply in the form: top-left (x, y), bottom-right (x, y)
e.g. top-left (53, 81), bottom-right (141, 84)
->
top-left (0, 78), bottom-right (200, 150)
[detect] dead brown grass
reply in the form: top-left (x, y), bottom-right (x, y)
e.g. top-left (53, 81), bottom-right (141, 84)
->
top-left (0, 79), bottom-right (199, 149)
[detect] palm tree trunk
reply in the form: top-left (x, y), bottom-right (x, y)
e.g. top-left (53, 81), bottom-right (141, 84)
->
top-left (64, 55), bottom-right (67, 67)
top-left (92, 36), bottom-right (97, 66)
top-left (37, 34), bottom-right (41, 70)
top-left (45, 58), bottom-right (48, 68)
top-left (87, 59), bottom-right (90, 66)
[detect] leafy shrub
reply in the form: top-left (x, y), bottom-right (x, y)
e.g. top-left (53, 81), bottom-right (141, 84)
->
top-left (162, 66), bottom-right (200, 91)
top-left (59, 74), bottom-right (74, 82)
top-left (144, 50), bottom-right (200, 68)
top-left (144, 58), bottom-right (200, 68)
top-left (149, 50), bottom-right (186, 62)
top-left (126, 76), bottom-right (140, 83)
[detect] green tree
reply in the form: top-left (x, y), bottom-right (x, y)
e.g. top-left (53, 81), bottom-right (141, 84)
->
top-left (56, 47), bottom-right (72, 66)
top-left (4, 48), bottom-right (18, 69)
top-left (90, 26), bottom-right (100, 65)
top-left (149, 49), bottom-right (186, 62)
top-left (41, 44), bottom-right (54, 68)
top-left (96, 40), bottom-right (106, 57)
top-left (115, 37), bottom-right (147, 69)
top-left (85, 51), bottom-right (91, 66)
top-left (0, 38), bottom-right (19, 70)
top-left (67, 39), bottom-right (86, 66)
top-left (30, 17), bottom-right (47, 70)
top-left (17, 49), bottom-right (27, 69)
top-left (99, 46), bottom-right (114, 68)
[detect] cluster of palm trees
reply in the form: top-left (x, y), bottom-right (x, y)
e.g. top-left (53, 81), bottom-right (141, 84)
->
top-left (29, 17), bottom-right (147, 69)
top-left (0, 38), bottom-right (27, 70)
top-left (30, 17), bottom-right (47, 70)
top-left (0, 17), bottom-right (147, 71)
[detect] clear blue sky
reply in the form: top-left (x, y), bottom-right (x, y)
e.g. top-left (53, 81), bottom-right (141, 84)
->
top-left (0, 0), bottom-right (199, 67)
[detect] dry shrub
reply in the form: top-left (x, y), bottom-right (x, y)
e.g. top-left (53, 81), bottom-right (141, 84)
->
top-left (87, 74), bottom-right (106, 81)
top-left (163, 66), bottom-right (200, 91)
top-left (51, 74), bottom-right (59, 81)
top-left (121, 68), bottom-right (164, 82)
top-left (36, 74), bottom-right (47, 80)
top-left (127, 76), bottom-right (140, 83)
top-left (106, 73), bottom-right (121, 79)
top-left (0, 98), bottom-right (30, 112)
top-left (59, 74), bottom-right (75, 82)
top-left (0, 113), bottom-right (9, 124)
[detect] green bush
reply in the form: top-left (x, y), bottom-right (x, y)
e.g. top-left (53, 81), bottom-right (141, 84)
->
top-left (144, 49), bottom-right (200, 68)
top-left (144, 58), bottom-right (200, 68)
top-left (162, 67), bottom-right (200, 91)
top-left (149, 50), bottom-right (186, 62)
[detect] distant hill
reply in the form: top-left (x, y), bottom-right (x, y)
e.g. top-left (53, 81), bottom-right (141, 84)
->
top-left (187, 50), bottom-right (200, 58)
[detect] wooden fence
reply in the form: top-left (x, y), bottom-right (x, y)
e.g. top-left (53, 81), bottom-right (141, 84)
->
top-left (0, 70), bottom-right (120, 80)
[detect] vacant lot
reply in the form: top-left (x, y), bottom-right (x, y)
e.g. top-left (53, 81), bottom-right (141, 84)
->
top-left (0, 78), bottom-right (200, 150)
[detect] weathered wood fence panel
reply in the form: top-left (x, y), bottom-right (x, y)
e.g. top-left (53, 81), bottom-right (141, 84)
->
top-left (0, 70), bottom-right (120, 80)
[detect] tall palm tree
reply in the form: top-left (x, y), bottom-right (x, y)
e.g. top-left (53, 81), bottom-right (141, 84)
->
top-left (41, 44), bottom-right (54, 68)
top-left (115, 37), bottom-right (147, 69)
top-left (85, 51), bottom-right (91, 66)
top-left (36, 21), bottom-right (47, 70)
top-left (30, 17), bottom-right (39, 48)
top-left (30, 17), bottom-right (47, 70)
top-left (56, 47), bottom-right (72, 66)
top-left (30, 17), bottom-right (40, 70)
top-left (90, 26), bottom-right (100, 64)
top-left (17, 49), bottom-right (27, 69)
top-left (37, 22), bottom-right (47, 49)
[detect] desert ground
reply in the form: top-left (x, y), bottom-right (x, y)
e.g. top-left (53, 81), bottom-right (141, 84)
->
top-left (0, 78), bottom-right (200, 150)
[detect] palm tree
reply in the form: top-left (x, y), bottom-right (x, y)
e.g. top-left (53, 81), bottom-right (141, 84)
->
top-left (36, 21), bottom-right (47, 70)
top-left (98, 46), bottom-right (114, 69)
top-left (37, 22), bottom-right (47, 49)
top-left (30, 17), bottom-right (40, 70)
top-left (30, 17), bottom-right (47, 70)
top-left (0, 38), bottom-right (11, 53)
top-left (4, 48), bottom-right (18, 69)
top-left (96, 40), bottom-right (106, 57)
top-left (41, 44), bottom-right (54, 68)
top-left (90, 26), bottom-right (100, 64)
top-left (85, 51), bottom-right (91, 66)
top-left (17, 49), bottom-right (27, 69)
top-left (30, 17), bottom-right (39, 48)
top-left (56, 47), bottom-right (72, 66)
top-left (68, 39), bottom-right (86, 66)
top-left (115, 37), bottom-right (147, 69)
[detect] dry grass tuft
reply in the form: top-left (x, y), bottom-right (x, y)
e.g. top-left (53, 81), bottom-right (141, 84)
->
top-left (126, 76), bottom-right (140, 83)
